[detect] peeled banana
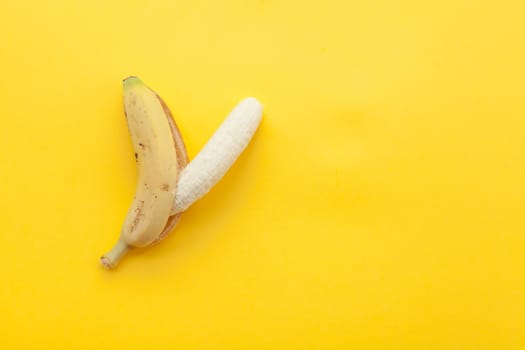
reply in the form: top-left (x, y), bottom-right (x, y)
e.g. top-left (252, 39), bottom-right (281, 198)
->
top-left (101, 77), bottom-right (263, 269)
top-left (171, 97), bottom-right (263, 214)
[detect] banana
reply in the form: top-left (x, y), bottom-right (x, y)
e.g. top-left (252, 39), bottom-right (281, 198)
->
top-left (100, 78), bottom-right (263, 270)
top-left (171, 97), bottom-right (263, 214)
top-left (100, 77), bottom-right (187, 269)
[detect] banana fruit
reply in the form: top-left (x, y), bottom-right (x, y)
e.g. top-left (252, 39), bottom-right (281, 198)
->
top-left (100, 77), bottom-right (188, 269)
top-left (171, 97), bottom-right (263, 214)
top-left (101, 77), bottom-right (262, 269)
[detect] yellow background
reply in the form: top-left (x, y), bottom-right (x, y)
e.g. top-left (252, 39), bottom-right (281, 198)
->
top-left (1, 0), bottom-right (524, 348)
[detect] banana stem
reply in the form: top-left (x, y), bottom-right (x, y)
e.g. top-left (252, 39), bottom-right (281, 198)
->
top-left (100, 238), bottom-right (131, 269)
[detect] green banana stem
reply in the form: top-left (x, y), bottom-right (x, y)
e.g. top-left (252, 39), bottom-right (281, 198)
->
top-left (100, 238), bottom-right (131, 269)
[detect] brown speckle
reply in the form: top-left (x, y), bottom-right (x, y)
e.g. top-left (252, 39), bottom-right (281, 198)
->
top-left (129, 200), bottom-right (145, 233)
top-left (161, 184), bottom-right (169, 191)
top-left (134, 152), bottom-right (138, 161)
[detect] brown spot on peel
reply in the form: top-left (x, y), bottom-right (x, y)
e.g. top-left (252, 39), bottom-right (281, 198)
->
top-left (129, 200), bottom-right (145, 233)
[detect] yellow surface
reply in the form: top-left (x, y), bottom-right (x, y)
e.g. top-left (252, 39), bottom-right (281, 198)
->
top-left (1, 0), bottom-right (524, 348)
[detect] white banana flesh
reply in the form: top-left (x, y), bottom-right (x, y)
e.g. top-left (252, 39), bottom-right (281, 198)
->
top-left (171, 97), bottom-right (263, 214)
top-left (101, 77), bottom-right (180, 269)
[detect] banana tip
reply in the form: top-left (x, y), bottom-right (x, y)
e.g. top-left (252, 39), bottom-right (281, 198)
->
top-left (243, 97), bottom-right (263, 109)
top-left (100, 239), bottom-right (130, 270)
top-left (123, 76), bottom-right (142, 86)
top-left (100, 256), bottom-right (115, 270)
